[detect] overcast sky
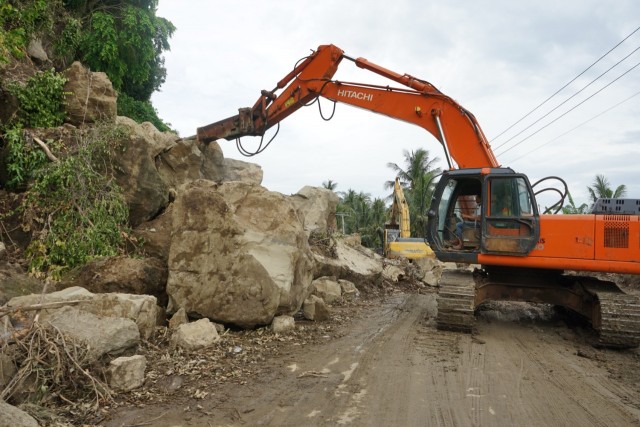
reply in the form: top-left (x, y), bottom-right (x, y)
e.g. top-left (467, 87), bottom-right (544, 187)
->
top-left (152, 1), bottom-right (640, 208)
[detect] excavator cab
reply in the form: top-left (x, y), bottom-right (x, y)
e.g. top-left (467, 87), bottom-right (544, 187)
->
top-left (426, 168), bottom-right (540, 262)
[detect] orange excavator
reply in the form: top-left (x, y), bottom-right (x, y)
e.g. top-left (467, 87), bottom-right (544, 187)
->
top-left (198, 44), bottom-right (640, 348)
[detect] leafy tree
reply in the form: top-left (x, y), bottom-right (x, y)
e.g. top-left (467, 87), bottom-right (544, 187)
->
top-left (76, 1), bottom-right (175, 101)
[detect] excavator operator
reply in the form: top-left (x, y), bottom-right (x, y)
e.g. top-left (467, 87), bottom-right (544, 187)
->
top-left (452, 195), bottom-right (481, 249)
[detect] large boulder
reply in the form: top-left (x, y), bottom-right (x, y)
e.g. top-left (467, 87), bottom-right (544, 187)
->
top-left (132, 206), bottom-right (174, 262)
top-left (289, 186), bottom-right (339, 236)
top-left (43, 306), bottom-right (140, 360)
top-left (311, 276), bottom-right (343, 304)
top-left (166, 180), bottom-right (314, 328)
top-left (114, 118), bottom-right (227, 227)
top-left (157, 136), bottom-right (224, 189)
top-left (64, 61), bottom-right (117, 125)
top-left (113, 117), bottom-right (171, 226)
top-left (222, 158), bottom-right (263, 184)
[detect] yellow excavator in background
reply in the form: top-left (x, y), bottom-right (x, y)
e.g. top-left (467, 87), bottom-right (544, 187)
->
top-left (384, 177), bottom-right (434, 260)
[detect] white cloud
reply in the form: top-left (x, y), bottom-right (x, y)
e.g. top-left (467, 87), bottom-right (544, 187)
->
top-left (153, 0), bottom-right (640, 205)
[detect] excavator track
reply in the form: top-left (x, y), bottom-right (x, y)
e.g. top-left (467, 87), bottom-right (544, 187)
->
top-left (436, 269), bottom-right (476, 332)
top-left (583, 283), bottom-right (640, 348)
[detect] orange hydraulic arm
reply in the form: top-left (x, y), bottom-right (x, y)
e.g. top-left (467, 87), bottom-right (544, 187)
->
top-left (197, 44), bottom-right (499, 169)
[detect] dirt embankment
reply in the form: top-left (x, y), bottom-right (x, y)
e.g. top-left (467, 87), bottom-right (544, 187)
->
top-left (105, 289), bottom-right (640, 427)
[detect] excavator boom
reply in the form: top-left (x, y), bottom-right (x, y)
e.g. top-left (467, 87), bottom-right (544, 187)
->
top-left (197, 44), bottom-right (498, 169)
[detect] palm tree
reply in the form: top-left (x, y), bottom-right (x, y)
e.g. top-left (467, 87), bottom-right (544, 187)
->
top-left (322, 179), bottom-right (338, 191)
top-left (385, 148), bottom-right (440, 191)
top-left (587, 174), bottom-right (626, 205)
top-left (386, 148), bottom-right (441, 235)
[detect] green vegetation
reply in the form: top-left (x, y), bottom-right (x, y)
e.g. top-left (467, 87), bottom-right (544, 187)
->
top-left (587, 174), bottom-right (626, 203)
top-left (1, 0), bottom-right (174, 129)
top-left (561, 174), bottom-right (627, 214)
top-left (117, 92), bottom-right (170, 132)
top-left (3, 68), bottom-right (67, 189)
top-left (560, 191), bottom-right (590, 214)
top-left (337, 190), bottom-right (387, 249)
top-left (0, 1), bottom-right (171, 277)
top-left (24, 124), bottom-right (131, 277)
top-left (385, 148), bottom-right (441, 236)
top-left (8, 67), bottom-right (67, 127)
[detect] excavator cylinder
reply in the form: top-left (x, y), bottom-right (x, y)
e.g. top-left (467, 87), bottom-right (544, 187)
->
top-left (197, 108), bottom-right (256, 143)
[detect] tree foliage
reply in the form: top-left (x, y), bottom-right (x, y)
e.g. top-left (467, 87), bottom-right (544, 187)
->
top-left (587, 174), bottom-right (626, 204)
top-left (331, 148), bottom-right (442, 250)
top-left (1, 0), bottom-right (175, 113)
top-left (77, 2), bottom-right (175, 101)
top-left (7, 67), bottom-right (67, 128)
top-left (337, 190), bottom-right (386, 249)
top-left (385, 148), bottom-right (441, 235)
top-left (3, 68), bottom-right (68, 189)
top-left (560, 191), bottom-right (590, 214)
top-left (560, 174), bottom-right (627, 214)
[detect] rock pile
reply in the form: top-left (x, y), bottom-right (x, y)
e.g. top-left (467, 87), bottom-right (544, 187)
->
top-left (0, 60), bottom-right (447, 425)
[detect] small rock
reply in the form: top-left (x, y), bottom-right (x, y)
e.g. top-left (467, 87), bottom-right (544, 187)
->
top-left (108, 355), bottom-right (147, 392)
top-left (171, 318), bottom-right (220, 351)
top-left (303, 295), bottom-right (330, 321)
top-left (271, 315), bottom-right (295, 333)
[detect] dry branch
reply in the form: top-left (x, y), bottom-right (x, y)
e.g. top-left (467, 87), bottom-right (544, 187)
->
top-left (32, 136), bottom-right (59, 163)
top-left (0, 300), bottom-right (88, 317)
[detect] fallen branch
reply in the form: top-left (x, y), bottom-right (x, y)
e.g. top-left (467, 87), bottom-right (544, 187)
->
top-left (0, 299), bottom-right (88, 317)
top-left (33, 136), bottom-right (59, 163)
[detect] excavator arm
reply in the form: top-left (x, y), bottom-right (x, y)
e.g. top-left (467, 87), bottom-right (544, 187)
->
top-left (388, 177), bottom-right (411, 238)
top-left (197, 44), bottom-right (499, 169)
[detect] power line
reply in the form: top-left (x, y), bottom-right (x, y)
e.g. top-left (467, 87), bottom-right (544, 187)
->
top-left (503, 89), bottom-right (640, 164)
top-left (495, 45), bottom-right (640, 155)
top-left (491, 25), bottom-right (640, 145)
top-left (498, 59), bottom-right (640, 156)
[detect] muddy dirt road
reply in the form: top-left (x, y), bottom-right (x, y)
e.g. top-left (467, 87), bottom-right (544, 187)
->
top-left (107, 292), bottom-right (640, 427)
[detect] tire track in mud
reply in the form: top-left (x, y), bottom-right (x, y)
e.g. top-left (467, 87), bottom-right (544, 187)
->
top-left (238, 294), bottom-right (640, 426)
top-left (468, 317), bottom-right (640, 427)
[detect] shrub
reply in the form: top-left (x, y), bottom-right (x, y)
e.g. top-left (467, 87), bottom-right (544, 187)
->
top-left (24, 124), bottom-right (132, 277)
top-left (8, 68), bottom-right (67, 128)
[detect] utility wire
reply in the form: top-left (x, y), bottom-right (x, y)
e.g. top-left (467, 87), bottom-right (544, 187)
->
top-left (503, 89), bottom-right (640, 164)
top-left (495, 45), bottom-right (640, 154)
top-left (498, 59), bottom-right (640, 156)
top-left (491, 25), bottom-right (640, 145)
